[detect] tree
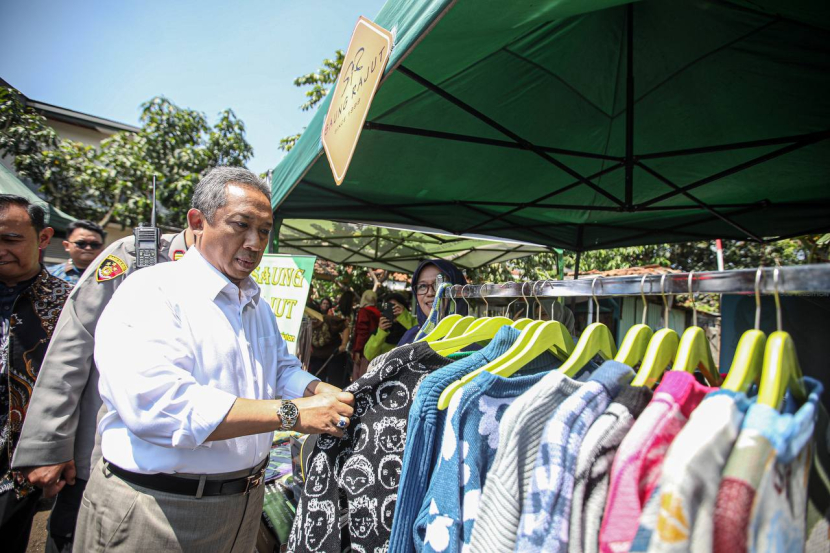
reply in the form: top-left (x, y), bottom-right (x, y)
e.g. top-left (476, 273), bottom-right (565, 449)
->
top-left (279, 50), bottom-right (344, 152)
top-left (0, 87), bottom-right (254, 227)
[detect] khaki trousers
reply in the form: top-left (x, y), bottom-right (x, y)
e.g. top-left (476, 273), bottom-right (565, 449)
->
top-left (74, 459), bottom-right (265, 552)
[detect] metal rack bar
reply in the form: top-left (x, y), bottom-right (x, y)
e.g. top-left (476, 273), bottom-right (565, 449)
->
top-left (446, 264), bottom-right (830, 302)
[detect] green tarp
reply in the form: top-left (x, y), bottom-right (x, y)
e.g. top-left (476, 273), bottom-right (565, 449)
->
top-left (271, 0), bottom-right (830, 251)
top-left (278, 219), bottom-right (553, 273)
top-left (0, 163), bottom-right (76, 232)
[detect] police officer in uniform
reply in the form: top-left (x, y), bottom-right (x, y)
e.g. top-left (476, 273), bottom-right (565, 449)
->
top-left (11, 228), bottom-right (192, 552)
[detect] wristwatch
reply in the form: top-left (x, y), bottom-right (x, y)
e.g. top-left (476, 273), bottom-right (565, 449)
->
top-left (277, 400), bottom-right (299, 431)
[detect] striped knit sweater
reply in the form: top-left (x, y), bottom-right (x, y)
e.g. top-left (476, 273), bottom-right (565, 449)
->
top-left (515, 361), bottom-right (634, 553)
top-left (568, 385), bottom-right (653, 553)
top-left (467, 362), bottom-right (600, 553)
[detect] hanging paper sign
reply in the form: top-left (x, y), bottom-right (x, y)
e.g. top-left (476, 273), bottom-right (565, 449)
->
top-left (322, 16), bottom-right (394, 185)
top-left (252, 254), bottom-right (317, 355)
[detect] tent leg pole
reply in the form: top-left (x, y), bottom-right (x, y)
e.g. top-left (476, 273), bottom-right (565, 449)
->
top-left (624, 3), bottom-right (634, 209)
top-left (270, 213), bottom-right (283, 254)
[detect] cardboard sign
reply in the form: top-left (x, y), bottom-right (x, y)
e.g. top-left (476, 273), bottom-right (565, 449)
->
top-left (251, 254), bottom-right (317, 355)
top-left (322, 16), bottom-right (394, 185)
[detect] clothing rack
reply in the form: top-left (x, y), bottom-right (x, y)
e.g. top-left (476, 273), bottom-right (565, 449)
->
top-left (444, 263), bottom-right (830, 302)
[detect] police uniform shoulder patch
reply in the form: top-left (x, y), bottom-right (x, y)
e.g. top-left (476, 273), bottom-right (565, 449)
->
top-left (172, 249), bottom-right (185, 261)
top-left (96, 254), bottom-right (128, 282)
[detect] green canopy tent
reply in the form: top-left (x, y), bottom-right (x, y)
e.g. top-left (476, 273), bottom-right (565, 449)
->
top-left (278, 219), bottom-right (554, 273)
top-left (0, 163), bottom-right (76, 232)
top-left (271, 0), bottom-right (830, 255)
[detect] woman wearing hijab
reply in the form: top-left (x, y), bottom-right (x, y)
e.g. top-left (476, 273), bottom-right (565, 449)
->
top-left (399, 259), bottom-right (467, 346)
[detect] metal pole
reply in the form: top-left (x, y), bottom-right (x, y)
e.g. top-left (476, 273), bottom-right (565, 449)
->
top-left (624, 3), bottom-right (634, 208)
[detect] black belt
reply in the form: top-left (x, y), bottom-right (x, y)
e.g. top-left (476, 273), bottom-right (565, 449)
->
top-left (105, 459), bottom-right (267, 498)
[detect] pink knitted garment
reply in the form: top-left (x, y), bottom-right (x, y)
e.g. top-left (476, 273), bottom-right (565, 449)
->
top-left (598, 372), bottom-right (715, 553)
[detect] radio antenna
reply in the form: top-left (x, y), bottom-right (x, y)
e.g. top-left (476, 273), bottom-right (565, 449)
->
top-left (151, 175), bottom-right (157, 227)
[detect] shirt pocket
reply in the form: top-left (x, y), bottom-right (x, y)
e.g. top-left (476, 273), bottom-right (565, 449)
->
top-left (258, 334), bottom-right (279, 399)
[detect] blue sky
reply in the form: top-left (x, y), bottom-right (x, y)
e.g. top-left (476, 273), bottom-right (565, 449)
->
top-left (0, 0), bottom-right (387, 175)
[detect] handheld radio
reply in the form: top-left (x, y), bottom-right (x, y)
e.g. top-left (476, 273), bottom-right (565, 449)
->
top-left (134, 176), bottom-right (161, 269)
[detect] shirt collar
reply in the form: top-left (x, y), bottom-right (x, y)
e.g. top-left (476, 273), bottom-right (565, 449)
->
top-left (182, 247), bottom-right (261, 306)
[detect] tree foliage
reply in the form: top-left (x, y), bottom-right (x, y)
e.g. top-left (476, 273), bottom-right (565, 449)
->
top-left (279, 50), bottom-right (344, 152)
top-left (0, 86), bottom-right (254, 228)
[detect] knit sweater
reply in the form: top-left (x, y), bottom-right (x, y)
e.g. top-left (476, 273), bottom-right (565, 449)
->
top-left (639, 389), bottom-right (753, 553)
top-left (388, 327), bottom-right (560, 553)
top-left (713, 377), bottom-right (823, 553)
top-left (287, 341), bottom-right (451, 553)
top-left (515, 361), bottom-right (635, 553)
top-left (467, 363), bottom-right (600, 553)
top-left (599, 371), bottom-right (715, 553)
top-left (415, 364), bottom-right (553, 553)
top-left (569, 384), bottom-right (653, 553)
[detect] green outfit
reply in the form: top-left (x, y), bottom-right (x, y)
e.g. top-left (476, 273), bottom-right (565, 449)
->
top-left (363, 310), bottom-right (418, 361)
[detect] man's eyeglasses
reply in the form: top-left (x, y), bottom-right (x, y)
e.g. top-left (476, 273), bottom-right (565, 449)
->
top-left (416, 282), bottom-right (437, 296)
top-left (72, 240), bottom-right (104, 250)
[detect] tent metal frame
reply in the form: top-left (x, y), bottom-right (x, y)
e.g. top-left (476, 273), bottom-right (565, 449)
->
top-left (293, 4), bottom-right (829, 253)
top-left (442, 263), bottom-right (830, 301)
top-left (279, 220), bottom-right (551, 272)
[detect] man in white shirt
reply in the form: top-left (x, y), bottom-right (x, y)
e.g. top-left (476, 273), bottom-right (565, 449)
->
top-left (74, 167), bottom-right (354, 552)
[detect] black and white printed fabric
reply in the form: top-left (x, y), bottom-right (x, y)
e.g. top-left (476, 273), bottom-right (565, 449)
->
top-left (288, 341), bottom-right (451, 553)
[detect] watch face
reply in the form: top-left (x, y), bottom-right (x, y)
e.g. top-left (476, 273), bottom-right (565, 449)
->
top-left (282, 401), bottom-right (299, 420)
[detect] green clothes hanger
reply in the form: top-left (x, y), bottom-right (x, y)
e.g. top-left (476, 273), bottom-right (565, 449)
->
top-left (632, 274), bottom-right (679, 388)
top-left (431, 316), bottom-right (513, 356)
top-left (672, 273), bottom-right (720, 386)
top-left (722, 268), bottom-right (766, 393)
top-left (558, 277), bottom-right (617, 377)
top-left (757, 267), bottom-right (807, 409)
top-left (614, 275), bottom-right (654, 368)
top-left (443, 316), bottom-right (475, 340)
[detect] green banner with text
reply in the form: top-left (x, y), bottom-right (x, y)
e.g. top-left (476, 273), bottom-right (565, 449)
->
top-left (252, 254), bottom-right (316, 355)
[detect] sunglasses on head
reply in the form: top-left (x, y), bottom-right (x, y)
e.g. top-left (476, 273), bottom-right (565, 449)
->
top-left (72, 240), bottom-right (103, 250)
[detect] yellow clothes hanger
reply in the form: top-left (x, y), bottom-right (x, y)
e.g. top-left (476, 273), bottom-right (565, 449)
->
top-left (558, 277), bottom-right (617, 377)
top-left (632, 274), bottom-right (679, 388)
top-left (672, 272), bottom-right (720, 386)
top-left (614, 275), bottom-right (654, 367)
top-left (757, 267), bottom-right (807, 409)
top-left (722, 267), bottom-right (766, 393)
top-left (443, 316), bottom-right (475, 340)
top-left (431, 316), bottom-right (513, 355)
top-left (512, 318), bottom-right (534, 330)
top-left (420, 314), bottom-right (462, 342)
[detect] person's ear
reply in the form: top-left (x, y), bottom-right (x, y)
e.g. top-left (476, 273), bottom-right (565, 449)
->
top-left (62, 239), bottom-right (71, 252)
top-left (38, 227), bottom-right (55, 251)
top-left (187, 209), bottom-right (205, 238)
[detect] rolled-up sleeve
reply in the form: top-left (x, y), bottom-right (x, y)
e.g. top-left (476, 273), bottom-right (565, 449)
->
top-left (272, 327), bottom-right (318, 399)
top-left (95, 274), bottom-right (237, 449)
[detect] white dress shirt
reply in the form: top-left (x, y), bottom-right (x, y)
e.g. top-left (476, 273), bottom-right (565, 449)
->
top-left (94, 247), bottom-right (317, 474)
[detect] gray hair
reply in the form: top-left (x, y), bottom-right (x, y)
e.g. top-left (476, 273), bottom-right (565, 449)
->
top-left (191, 167), bottom-right (271, 223)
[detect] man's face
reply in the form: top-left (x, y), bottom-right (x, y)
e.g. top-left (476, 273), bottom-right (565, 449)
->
top-left (188, 183), bottom-right (272, 286)
top-left (416, 264), bottom-right (441, 316)
top-left (63, 228), bottom-right (104, 269)
top-left (0, 205), bottom-right (53, 285)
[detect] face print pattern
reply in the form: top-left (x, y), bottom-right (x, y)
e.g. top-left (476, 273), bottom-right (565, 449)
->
top-left (303, 498), bottom-right (336, 552)
top-left (316, 433), bottom-right (338, 450)
top-left (379, 454), bottom-right (403, 490)
top-left (374, 417), bottom-right (406, 454)
top-left (340, 455), bottom-right (375, 495)
top-left (289, 342), bottom-right (451, 553)
top-left (381, 495), bottom-right (397, 532)
top-left (377, 381), bottom-right (410, 411)
top-left (305, 453), bottom-right (331, 497)
top-left (349, 496), bottom-right (378, 539)
top-left (350, 386), bottom-right (376, 417)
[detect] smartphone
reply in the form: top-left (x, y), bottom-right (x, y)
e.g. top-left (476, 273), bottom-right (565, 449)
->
top-left (381, 302), bottom-right (396, 321)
